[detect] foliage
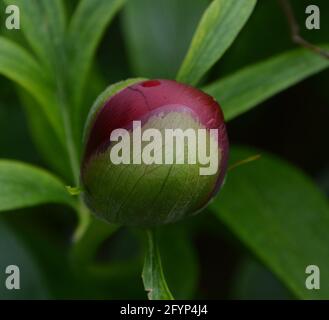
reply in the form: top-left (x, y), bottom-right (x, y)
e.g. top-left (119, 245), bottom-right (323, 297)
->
top-left (0, 0), bottom-right (328, 299)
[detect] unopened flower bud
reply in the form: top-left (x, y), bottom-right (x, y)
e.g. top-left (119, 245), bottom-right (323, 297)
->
top-left (81, 79), bottom-right (229, 226)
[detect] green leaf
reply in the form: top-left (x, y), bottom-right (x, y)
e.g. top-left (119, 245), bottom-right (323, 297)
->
top-left (0, 160), bottom-right (75, 212)
top-left (3, 1), bottom-right (78, 181)
top-left (18, 89), bottom-right (72, 182)
top-left (210, 146), bottom-right (329, 299)
top-left (122, 0), bottom-right (207, 78)
top-left (68, 0), bottom-right (125, 117)
top-left (203, 46), bottom-right (329, 121)
top-left (5, 0), bottom-right (84, 183)
top-left (0, 37), bottom-right (62, 138)
top-left (142, 230), bottom-right (174, 300)
top-left (177, 0), bottom-right (257, 85)
top-left (4, 0), bottom-right (67, 71)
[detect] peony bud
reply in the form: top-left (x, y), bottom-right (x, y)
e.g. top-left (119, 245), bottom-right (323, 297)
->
top-left (81, 79), bottom-right (229, 226)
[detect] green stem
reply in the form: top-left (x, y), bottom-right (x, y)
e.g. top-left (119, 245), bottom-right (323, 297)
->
top-left (142, 229), bottom-right (174, 300)
top-left (51, 39), bottom-right (80, 186)
top-left (73, 198), bottom-right (91, 242)
top-left (56, 80), bottom-right (80, 186)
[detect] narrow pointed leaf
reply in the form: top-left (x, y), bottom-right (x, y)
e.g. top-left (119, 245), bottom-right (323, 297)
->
top-left (18, 90), bottom-right (72, 182)
top-left (68, 0), bottom-right (125, 109)
top-left (0, 37), bottom-right (62, 137)
top-left (177, 0), bottom-right (257, 85)
top-left (4, 0), bottom-right (67, 70)
top-left (210, 146), bottom-right (329, 299)
top-left (203, 46), bottom-right (329, 121)
top-left (3, 0), bottom-right (76, 164)
top-left (0, 160), bottom-right (75, 212)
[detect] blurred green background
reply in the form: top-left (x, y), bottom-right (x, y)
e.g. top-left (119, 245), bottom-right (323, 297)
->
top-left (0, 0), bottom-right (328, 299)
